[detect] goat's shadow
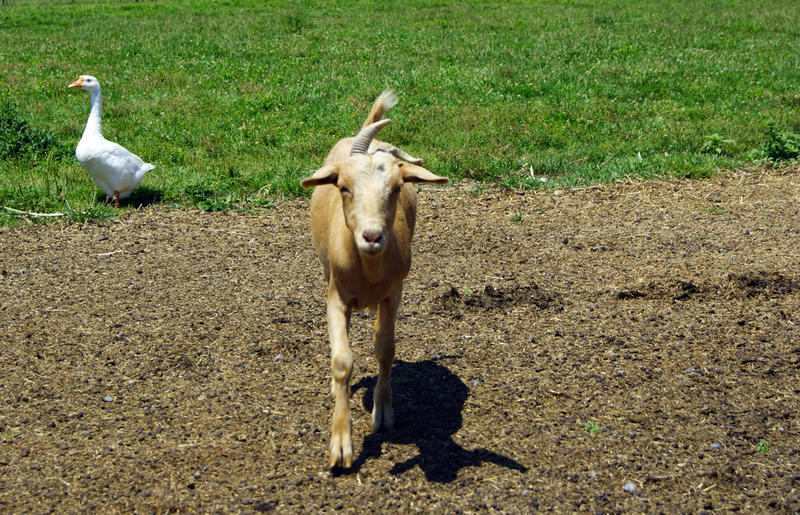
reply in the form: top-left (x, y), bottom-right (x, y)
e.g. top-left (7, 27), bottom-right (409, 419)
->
top-left (347, 358), bottom-right (528, 483)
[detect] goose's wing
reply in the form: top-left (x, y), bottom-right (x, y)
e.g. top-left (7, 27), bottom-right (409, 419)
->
top-left (79, 138), bottom-right (150, 194)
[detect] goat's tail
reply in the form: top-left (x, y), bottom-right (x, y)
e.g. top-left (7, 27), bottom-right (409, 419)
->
top-left (362, 90), bottom-right (398, 128)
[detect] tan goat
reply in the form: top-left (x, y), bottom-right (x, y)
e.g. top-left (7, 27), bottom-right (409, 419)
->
top-left (301, 91), bottom-right (447, 468)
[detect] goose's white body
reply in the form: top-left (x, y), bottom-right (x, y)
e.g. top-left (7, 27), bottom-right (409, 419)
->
top-left (69, 75), bottom-right (154, 204)
top-left (75, 133), bottom-right (154, 200)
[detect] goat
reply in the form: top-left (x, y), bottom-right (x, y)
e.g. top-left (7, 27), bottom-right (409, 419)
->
top-left (301, 91), bottom-right (447, 468)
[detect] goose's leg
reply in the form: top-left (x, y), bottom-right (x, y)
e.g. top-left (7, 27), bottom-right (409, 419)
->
top-left (113, 191), bottom-right (120, 208)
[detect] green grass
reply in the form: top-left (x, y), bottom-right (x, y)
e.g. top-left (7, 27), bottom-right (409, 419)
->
top-left (1, 427), bottom-right (22, 442)
top-left (2, 0), bottom-right (800, 224)
top-left (583, 420), bottom-right (602, 435)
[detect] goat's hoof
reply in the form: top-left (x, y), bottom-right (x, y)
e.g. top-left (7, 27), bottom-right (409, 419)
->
top-left (372, 404), bottom-right (394, 432)
top-left (329, 434), bottom-right (353, 469)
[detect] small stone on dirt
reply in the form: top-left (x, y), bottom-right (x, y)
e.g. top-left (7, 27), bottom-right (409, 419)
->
top-left (253, 500), bottom-right (277, 512)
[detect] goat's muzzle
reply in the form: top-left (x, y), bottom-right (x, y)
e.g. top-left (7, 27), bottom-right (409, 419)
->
top-left (360, 229), bottom-right (386, 254)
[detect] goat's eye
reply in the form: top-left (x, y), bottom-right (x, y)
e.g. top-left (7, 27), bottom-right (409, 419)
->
top-left (339, 186), bottom-right (351, 195)
top-left (391, 185), bottom-right (402, 195)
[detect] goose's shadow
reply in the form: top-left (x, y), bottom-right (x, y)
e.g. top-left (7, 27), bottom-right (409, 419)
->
top-left (95, 186), bottom-right (163, 208)
top-left (345, 357), bottom-right (528, 483)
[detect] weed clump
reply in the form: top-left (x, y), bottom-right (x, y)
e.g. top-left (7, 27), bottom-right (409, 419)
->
top-left (700, 133), bottom-right (735, 156)
top-left (748, 122), bottom-right (800, 161)
top-left (0, 101), bottom-right (68, 160)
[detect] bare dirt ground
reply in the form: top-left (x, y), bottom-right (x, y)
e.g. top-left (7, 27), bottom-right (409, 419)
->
top-left (1, 168), bottom-right (799, 513)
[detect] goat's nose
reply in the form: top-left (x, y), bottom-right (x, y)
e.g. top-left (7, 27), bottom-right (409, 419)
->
top-left (362, 229), bottom-right (383, 244)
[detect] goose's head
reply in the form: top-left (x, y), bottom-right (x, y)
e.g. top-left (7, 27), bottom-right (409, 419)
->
top-left (68, 75), bottom-right (100, 93)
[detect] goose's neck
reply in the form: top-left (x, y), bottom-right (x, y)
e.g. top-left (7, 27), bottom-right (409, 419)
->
top-left (83, 89), bottom-right (103, 138)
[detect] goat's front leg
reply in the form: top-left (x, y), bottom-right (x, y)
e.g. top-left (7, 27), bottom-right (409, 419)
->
top-left (327, 288), bottom-right (353, 468)
top-left (372, 287), bottom-right (401, 432)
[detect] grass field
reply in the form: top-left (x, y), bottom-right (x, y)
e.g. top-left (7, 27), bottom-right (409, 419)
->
top-left (1, 0), bottom-right (799, 224)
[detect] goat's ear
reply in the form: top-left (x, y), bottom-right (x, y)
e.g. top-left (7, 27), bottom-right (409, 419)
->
top-left (300, 164), bottom-right (339, 188)
top-left (399, 163), bottom-right (448, 184)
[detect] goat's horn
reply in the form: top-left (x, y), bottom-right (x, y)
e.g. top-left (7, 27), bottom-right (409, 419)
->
top-left (351, 119), bottom-right (391, 156)
top-left (388, 146), bottom-right (423, 165)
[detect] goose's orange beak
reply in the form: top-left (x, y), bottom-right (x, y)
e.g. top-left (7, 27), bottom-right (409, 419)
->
top-left (68, 77), bottom-right (84, 88)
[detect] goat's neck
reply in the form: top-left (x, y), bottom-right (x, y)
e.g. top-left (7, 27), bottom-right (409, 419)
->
top-left (358, 251), bottom-right (387, 285)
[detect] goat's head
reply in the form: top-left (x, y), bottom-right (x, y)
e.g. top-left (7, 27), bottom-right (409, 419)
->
top-left (301, 119), bottom-right (447, 256)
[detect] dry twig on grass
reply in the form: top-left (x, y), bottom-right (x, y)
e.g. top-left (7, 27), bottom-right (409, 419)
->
top-left (4, 206), bottom-right (65, 218)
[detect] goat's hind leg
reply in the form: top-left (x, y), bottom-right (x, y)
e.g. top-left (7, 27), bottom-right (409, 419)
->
top-left (372, 288), bottom-right (401, 431)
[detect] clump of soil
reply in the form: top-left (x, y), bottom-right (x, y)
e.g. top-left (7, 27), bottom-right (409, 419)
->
top-left (434, 282), bottom-right (560, 313)
top-left (1, 168), bottom-right (799, 512)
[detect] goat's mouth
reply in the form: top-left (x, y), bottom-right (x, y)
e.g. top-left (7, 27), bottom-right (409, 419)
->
top-left (359, 241), bottom-right (386, 255)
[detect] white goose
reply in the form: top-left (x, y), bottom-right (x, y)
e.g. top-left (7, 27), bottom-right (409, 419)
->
top-left (68, 75), bottom-right (154, 206)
